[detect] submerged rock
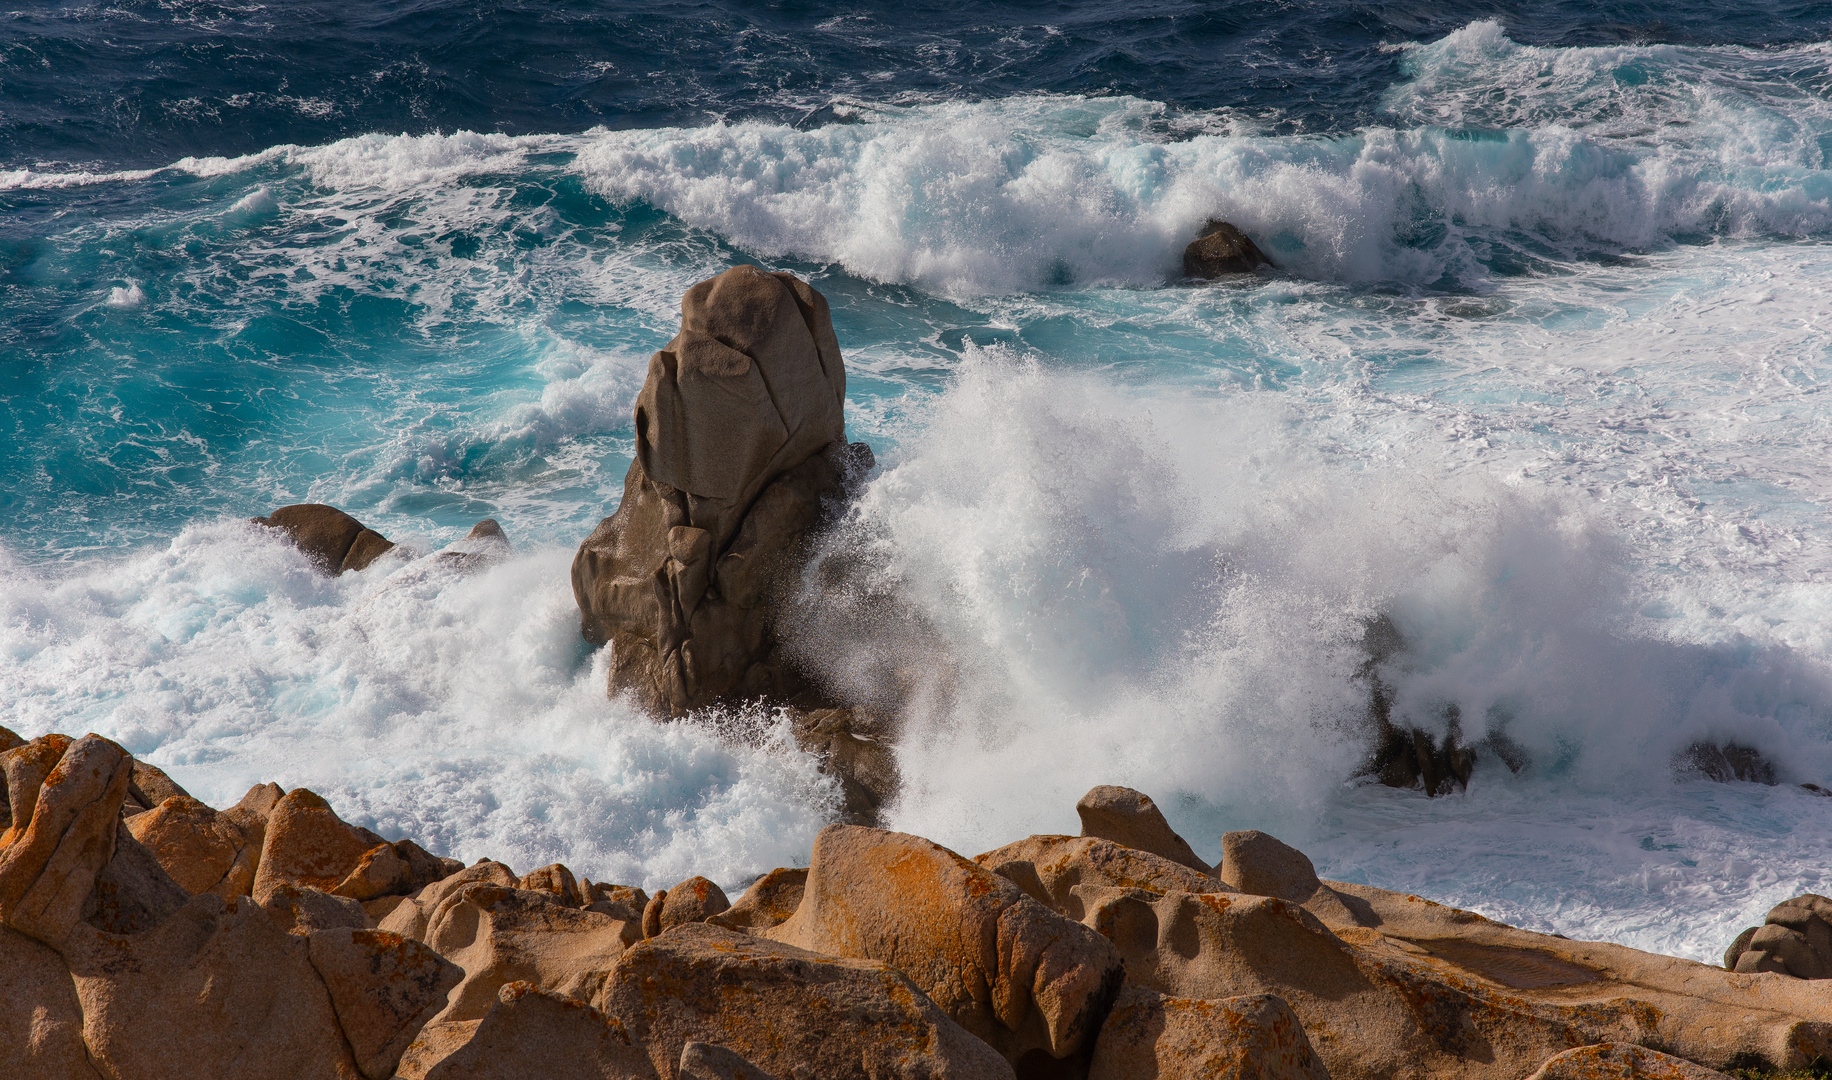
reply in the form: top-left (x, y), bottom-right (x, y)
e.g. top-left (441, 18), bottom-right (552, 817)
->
top-left (572, 265), bottom-right (873, 716)
top-left (1182, 220), bottom-right (1273, 278)
top-left (254, 503), bottom-right (396, 575)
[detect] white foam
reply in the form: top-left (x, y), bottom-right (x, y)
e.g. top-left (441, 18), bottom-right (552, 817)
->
top-left (0, 526), bottom-right (837, 891)
top-left (104, 281), bottom-right (146, 310)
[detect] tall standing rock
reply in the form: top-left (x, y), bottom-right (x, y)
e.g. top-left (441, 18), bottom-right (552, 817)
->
top-left (573, 265), bottom-right (870, 715)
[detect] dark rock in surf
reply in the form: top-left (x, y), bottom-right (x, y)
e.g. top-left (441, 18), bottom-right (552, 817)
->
top-left (788, 707), bottom-right (899, 824)
top-left (1356, 615), bottom-right (1484, 797)
top-left (1182, 220), bottom-right (1273, 278)
top-left (436, 518), bottom-right (513, 572)
top-left (253, 504), bottom-right (396, 575)
top-left (572, 265), bottom-right (873, 716)
top-left (1678, 742), bottom-right (1778, 785)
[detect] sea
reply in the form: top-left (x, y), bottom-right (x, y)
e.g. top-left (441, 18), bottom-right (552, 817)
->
top-left (5, 0), bottom-right (1832, 963)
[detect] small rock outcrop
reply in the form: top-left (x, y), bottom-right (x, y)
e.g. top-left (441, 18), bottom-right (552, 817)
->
top-left (1523, 1043), bottom-right (1731, 1080)
top-left (253, 504), bottom-right (396, 575)
top-left (572, 265), bottom-right (873, 716)
top-left (1182, 220), bottom-right (1273, 278)
top-left (767, 823), bottom-right (1125, 1068)
top-left (1076, 784), bottom-right (1212, 874)
top-left (1724, 894), bottom-right (1832, 977)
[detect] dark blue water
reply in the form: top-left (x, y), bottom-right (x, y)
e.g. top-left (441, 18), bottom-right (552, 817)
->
top-left (9, 1), bottom-right (1832, 168)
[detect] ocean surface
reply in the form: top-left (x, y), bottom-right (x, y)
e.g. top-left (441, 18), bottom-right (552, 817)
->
top-left (6, 0), bottom-right (1832, 962)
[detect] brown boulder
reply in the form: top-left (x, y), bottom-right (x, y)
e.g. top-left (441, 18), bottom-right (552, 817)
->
top-left (584, 880), bottom-right (650, 922)
top-left (309, 926), bottom-right (464, 1080)
top-left (789, 707), bottom-right (900, 823)
top-left (127, 794), bottom-right (241, 892)
top-left (1725, 893), bottom-right (1832, 977)
top-left (572, 266), bottom-right (872, 715)
top-left (253, 787), bottom-right (433, 903)
top-left (1182, 221), bottom-right (1273, 278)
top-left (0, 733), bottom-right (134, 945)
top-left (1075, 785), bottom-right (1212, 873)
top-left (254, 503), bottom-right (396, 574)
top-left (654, 874), bottom-right (729, 932)
top-left (424, 982), bottom-right (653, 1080)
top-left (522, 862), bottom-right (588, 906)
top-left (603, 921), bottom-right (1015, 1080)
top-left (1088, 986), bottom-right (1330, 1080)
top-left (767, 824), bottom-right (1124, 1065)
top-left (975, 834), bottom-right (1225, 920)
top-left (127, 758), bottom-right (191, 810)
top-left (378, 859), bottom-right (521, 942)
top-left (708, 866), bottom-right (806, 933)
top-left (62, 893), bottom-right (363, 1080)
top-left (1217, 830), bottom-right (1321, 902)
top-left (0, 924), bottom-right (100, 1079)
top-left (423, 883), bottom-right (640, 1021)
top-left (1523, 1043), bottom-right (1731, 1079)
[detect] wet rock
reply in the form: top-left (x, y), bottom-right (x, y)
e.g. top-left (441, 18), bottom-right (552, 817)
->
top-left (254, 503), bottom-right (397, 574)
top-left (423, 883), bottom-right (640, 1022)
top-left (767, 824), bottom-right (1123, 1066)
top-left (0, 733), bottom-right (134, 945)
top-left (308, 926), bottom-right (464, 1080)
top-left (0, 924), bottom-right (100, 1079)
top-left (1523, 1043), bottom-right (1730, 1080)
top-left (974, 834), bottom-right (1225, 920)
top-left (1088, 986), bottom-right (1330, 1080)
top-left (62, 892), bottom-right (363, 1080)
top-left (438, 518), bottom-right (514, 572)
top-left (707, 866), bottom-right (806, 933)
top-left (1357, 616), bottom-right (1483, 796)
top-left (1182, 220), bottom-right (1273, 278)
top-left (789, 706), bottom-right (899, 823)
top-left (572, 265), bottom-right (873, 715)
top-left (1679, 742), bottom-right (1779, 785)
top-left (423, 981), bottom-right (653, 1080)
top-left (1075, 784), bottom-right (1212, 874)
top-left (603, 922), bottom-right (1016, 1080)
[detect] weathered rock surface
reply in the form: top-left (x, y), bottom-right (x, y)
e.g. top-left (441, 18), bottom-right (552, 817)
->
top-left (1724, 893), bottom-right (1832, 977)
top-left (0, 733), bottom-right (134, 945)
top-left (1088, 986), bottom-right (1331, 1080)
top-left (62, 893), bottom-right (363, 1080)
top-left (0, 924), bottom-right (100, 1079)
top-left (767, 824), bottom-right (1124, 1066)
top-left (603, 922), bottom-right (1016, 1080)
top-left (653, 874), bottom-right (730, 933)
top-left (707, 866), bottom-right (806, 933)
top-left (424, 883), bottom-right (640, 1022)
top-left (1523, 1043), bottom-right (1731, 1080)
top-left (678, 1041), bottom-right (776, 1080)
top-left (254, 503), bottom-right (397, 574)
top-left (83, 820), bottom-right (190, 934)
top-left (308, 926), bottom-right (464, 1080)
top-left (975, 834), bottom-right (1226, 920)
top-left (1075, 784), bottom-right (1212, 874)
top-left (572, 265), bottom-right (873, 716)
top-left (1182, 220), bottom-right (1273, 278)
top-left (424, 981), bottom-right (653, 1080)
top-left (263, 881), bottom-right (371, 934)
top-left (379, 858), bottom-right (521, 942)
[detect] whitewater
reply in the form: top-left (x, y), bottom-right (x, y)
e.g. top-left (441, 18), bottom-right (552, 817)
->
top-left (5, 17), bottom-right (1832, 964)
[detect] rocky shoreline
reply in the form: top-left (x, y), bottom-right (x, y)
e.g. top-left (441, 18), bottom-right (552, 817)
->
top-left (8, 261), bottom-right (1830, 1078)
top-left (1, 728), bottom-right (1828, 1079)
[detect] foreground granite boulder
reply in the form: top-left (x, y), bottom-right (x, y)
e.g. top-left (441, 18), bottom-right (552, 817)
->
top-left (1088, 986), bottom-right (1330, 1080)
top-left (572, 265), bottom-right (872, 715)
top-left (1523, 1043), bottom-right (1731, 1080)
top-left (603, 922), bottom-right (1016, 1080)
top-left (767, 824), bottom-right (1124, 1068)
